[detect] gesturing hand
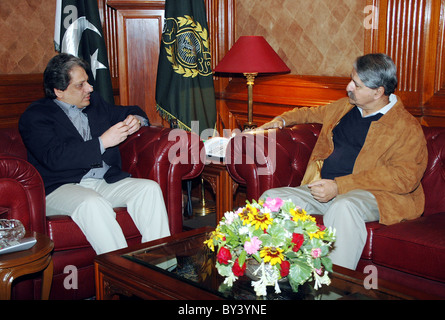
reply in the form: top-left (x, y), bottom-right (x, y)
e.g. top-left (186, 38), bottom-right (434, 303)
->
top-left (123, 115), bottom-right (142, 135)
top-left (100, 121), bottom-right (131, 149)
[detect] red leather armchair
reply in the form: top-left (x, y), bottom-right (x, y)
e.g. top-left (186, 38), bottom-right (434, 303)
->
top-left (0, 126), bottom-right (204, 299)
top-left (226, 124), bottom-right (445, 298)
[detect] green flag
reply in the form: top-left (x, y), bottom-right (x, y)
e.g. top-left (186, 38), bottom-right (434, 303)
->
top-left (155, 0), bottom-right (217, 134)
top-left (54, 0), bottom-right (114, 104)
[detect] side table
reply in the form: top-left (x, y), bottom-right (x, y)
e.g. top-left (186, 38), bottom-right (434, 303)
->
top-left (0, 232), bottom-right (54, 300)
top-left (201, 160), bottom-right (238, 222)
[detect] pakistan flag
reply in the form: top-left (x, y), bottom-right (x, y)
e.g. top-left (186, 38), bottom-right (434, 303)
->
top-left (155, 0), bottom-right (216, 134)
top-left (54, 0), bottom-right (114, 104)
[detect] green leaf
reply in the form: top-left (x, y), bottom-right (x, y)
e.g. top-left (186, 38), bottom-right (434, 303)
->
top-left (216, 263), bottom-right (233, 277)
top-left (252, 252), bottom-right (262, 263)
top-left (238, 250), bottom-right (247, 266)
top-left (259, 233), bottom-right (272, 246)
top-left (284, 219), bottom-right (297, 232)
top-left (269, 223), bottom-right (286, 238)
top-left (313, 257), bottom-right (321, 269)
top-left (288, 259), bottom-right (312, 286)
top-left (321, 257), bottom-right (333, 272)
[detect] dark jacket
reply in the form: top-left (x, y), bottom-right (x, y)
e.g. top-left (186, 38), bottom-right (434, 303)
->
top-left (19, 92), bottom-right (149, 195)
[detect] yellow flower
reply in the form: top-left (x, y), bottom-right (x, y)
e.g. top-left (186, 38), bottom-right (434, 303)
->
top-left (247, 208), bottom-right (273, 231)
top-left (238, 204), bottom-right (256, 223)
top-left (290, 207), bottom-right (316, 223)
top-left (204, 228), bottom-right (225, 251)
top-left (260, 247), bottom-right (284, 266)
top-left (309, 230), bottom-right (325, 240)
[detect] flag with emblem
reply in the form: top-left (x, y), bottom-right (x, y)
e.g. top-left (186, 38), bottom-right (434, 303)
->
top-left (155, 0), bottom-right (216, 134)
top-left (54, 0), bottom-right (114, 104)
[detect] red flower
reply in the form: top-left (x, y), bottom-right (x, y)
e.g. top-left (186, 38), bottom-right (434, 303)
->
top-left (232, 258), bottom-right (246, 276)
top-left (280, 260), bottom-right (290, 277)
top-left (291, 233), bottom-right (304, 252)
top-left (216, 247), bottom-right (232, 265)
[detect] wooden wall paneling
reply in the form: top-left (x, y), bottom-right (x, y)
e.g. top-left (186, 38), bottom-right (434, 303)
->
top-left (205, 0), bottom-right (236, 134)
top-left (0, 74), bottom-right (44, 128)
top-left (106, 1), bottom-right (166, 126)
top-left (219, 74), bottom-right (350, 131)
top-left (366, 0), bottom-right (427, 117)
top-left (422, 0), bottom-right (445, 125)
top-left (366, 0), bottom-right (445, 126)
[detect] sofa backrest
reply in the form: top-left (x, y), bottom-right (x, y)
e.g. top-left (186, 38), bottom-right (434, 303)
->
top-left (0, 128), bottom-right (27, 159)
top-left (422, 126), bottom-right (445, 216)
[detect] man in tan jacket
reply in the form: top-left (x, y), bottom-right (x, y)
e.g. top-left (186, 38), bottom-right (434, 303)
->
top-left (259, 53), bottom-right (427, 270)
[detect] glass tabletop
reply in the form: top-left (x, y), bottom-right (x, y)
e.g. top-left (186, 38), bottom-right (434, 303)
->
top-left (122, 230), bottom-right (365, 300)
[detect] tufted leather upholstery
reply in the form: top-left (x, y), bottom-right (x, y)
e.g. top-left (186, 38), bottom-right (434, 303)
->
top-left (0, 126), bottom-right (204, 299)
top-left (226, 124), bottom-right (445, 298)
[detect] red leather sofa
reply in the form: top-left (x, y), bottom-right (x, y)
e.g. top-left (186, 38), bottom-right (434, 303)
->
top-left (226, 123), bottom-right (445, 298)
top-left (0, 126), bottom-right (204, 299)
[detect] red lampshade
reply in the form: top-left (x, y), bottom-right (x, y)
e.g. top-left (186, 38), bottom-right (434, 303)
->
top-left (214, 36), bottom-right (290, 74)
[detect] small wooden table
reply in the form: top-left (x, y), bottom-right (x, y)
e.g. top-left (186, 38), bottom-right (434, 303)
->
top-left (201, 160), bottom-right (238, 221)
top-left (0, 232), bottom-right (54, 300)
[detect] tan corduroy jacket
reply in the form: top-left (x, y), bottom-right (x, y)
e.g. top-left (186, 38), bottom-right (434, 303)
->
top-left (278, 96), bottom-right (428, 225)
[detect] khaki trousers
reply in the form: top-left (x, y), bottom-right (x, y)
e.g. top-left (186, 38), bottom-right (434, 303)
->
top-left (46, 177), bottom-right (171, 255)
top-left (261, 185), bottom-right (379, 270)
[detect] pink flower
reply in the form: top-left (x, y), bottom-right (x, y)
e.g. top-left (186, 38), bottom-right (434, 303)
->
top-left (263, 197), bottom-right (284, 212)
top-left (244, 236), bottom-right (262, 255)
top-left (314, 267), bottom-right (323, 275)
top-left (311, 248), bottom-right (322, 258)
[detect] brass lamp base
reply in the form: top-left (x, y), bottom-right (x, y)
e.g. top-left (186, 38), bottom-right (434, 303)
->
top-left (243, 121), bottom-right (257, 130)
top-left (243, 72), bottom-right (258, 130)
top-left (191, 177), bottom-right (216, 216)
top-left (192, 199), bottom-right (216, 216)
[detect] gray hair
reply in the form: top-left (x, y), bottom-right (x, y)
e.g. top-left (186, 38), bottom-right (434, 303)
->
top-left (353, 53), bottom-right (398, 96)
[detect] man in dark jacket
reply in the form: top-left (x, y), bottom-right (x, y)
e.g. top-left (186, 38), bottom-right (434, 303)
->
top-left (19, 54), bottom-right (170, 254)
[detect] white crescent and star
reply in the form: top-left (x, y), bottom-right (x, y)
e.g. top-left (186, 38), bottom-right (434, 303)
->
top-left (61, 16), bottom-right (107, 80)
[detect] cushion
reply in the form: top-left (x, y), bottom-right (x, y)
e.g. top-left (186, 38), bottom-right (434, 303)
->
top-left (372, 212), bottom-right (445, 283)
top-left (312, 215), bottom-right (383, 260)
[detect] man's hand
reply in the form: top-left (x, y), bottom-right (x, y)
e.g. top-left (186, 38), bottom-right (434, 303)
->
top-left (100, 115), bottom-right (142, 149)
top-left (251, 117), bottom-right (285, 131)
top-left (308, 179), bottom-right (338, 203)
top-left (123, 115), bottom-right (142, 135)
top-left (100, 122), bottom-right (130, 149)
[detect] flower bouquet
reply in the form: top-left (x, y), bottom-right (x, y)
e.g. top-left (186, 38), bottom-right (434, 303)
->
top-left (204, 197), bottom-right (336, 296)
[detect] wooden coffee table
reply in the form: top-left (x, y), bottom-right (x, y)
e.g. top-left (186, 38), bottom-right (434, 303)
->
top-left (94, 227), bottom-right (438, 300)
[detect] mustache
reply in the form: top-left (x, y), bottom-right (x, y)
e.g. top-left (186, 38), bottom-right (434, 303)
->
top-left (347, 91), bottom-right (355, 100)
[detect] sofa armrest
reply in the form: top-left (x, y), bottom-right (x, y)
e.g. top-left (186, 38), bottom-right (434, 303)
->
top-left (119, 126), bottom-right (204, 234)
top-left (226, 124), bottom-right (321, 201)
top-left (0, 154), bottom-right (46, 234)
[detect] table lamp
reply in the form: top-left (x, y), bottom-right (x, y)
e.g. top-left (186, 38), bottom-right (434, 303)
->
top-left (214, 36), bottom-right (290, 129)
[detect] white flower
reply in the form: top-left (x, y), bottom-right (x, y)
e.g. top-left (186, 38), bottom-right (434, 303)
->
top-left (252, 279), bottom-right (268, 296)
top-left (223, 211), bottom-right (236, 225)
top-left (251, 262), bottom-right (281, 296)
top-left (239, 226), bottom-right (249, 235)
top-left (223, 273), bottom-right (238, 287)
top-left (313, 270), bottom-right (331, 290)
